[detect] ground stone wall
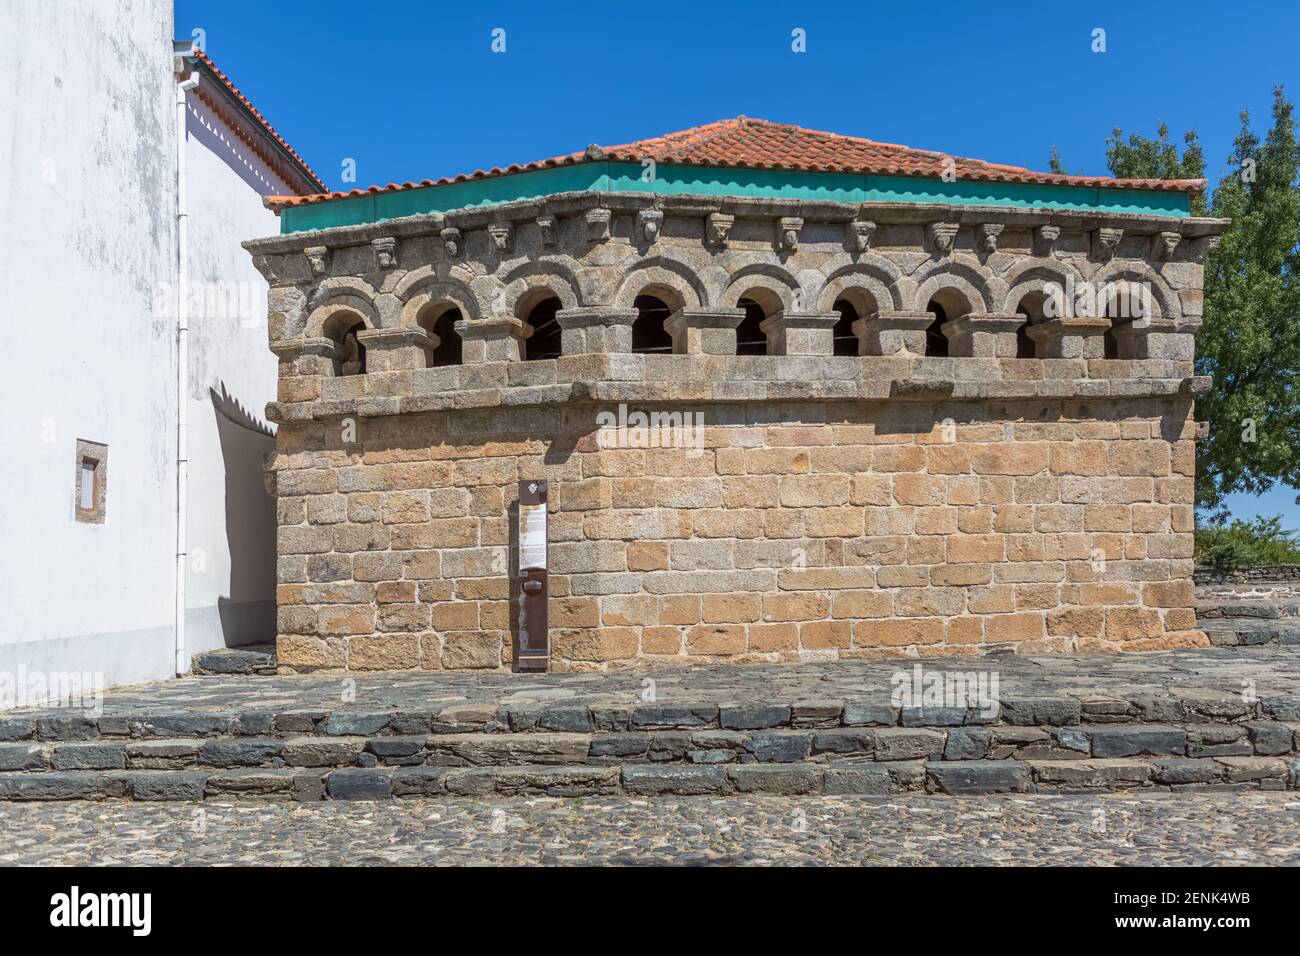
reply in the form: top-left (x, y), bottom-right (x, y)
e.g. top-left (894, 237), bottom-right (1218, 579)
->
top-left (272, 393), bottom-right (1202, 672)
top-left (1194, 565), bottom-right (1300, 586)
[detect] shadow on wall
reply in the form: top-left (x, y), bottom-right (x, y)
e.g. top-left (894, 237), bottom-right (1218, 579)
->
top-left (210, 383), bottom-right (277, 647)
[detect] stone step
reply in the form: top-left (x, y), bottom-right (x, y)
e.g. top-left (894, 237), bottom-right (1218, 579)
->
top-left (1198, 617), bottom-right (1300, 647)
top-left (8, 690), bottom-right (1300, 745)
top-left (1196, 600), bottom-right (1300, 620)
top-left (0, 754), bottom-right (1294, 802)
top-left (191, 644), bottom-right (277, 676)
top-left (1, 722), bottom-right (1296, 781)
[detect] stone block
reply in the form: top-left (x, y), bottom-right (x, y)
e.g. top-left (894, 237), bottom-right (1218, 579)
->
top-left (927, 760), bottom-right (1031, 794)
top-left (729, 764), bottom-right (824, 794)
top-left (1088, 725), bottom-right (1185, 758)
top-left (326, 768), bottom-right (393, 800)
top-left (621, 765), bottom-right (731, 795)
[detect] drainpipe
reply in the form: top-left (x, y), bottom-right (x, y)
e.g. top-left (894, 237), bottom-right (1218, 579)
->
top-left (173, 46), bottom-right (200, 676)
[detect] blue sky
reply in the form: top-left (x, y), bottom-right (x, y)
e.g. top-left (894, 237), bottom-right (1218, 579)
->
top-left (175, 0), bottom-right (1300, 528)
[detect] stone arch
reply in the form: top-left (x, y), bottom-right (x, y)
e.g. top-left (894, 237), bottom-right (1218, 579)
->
top-left (396, 276), bottom-right (482, 327)
top-left (612, 257), bottom-right (706, 312)
top-left (1001, 261), bottom-right (1085, 318)
top-left (815, 259), bottom-right (906, 314)
top-left (719, 264), bottom-right (801, 313)
top-left (305, 279), bottom-right (379, 339)
top-left (499, 260), bottom-right (582, 316)
top-left (911, 260), bottom-right (998, 314)
top-left (1091, 260), bottom-right (1178, 322)
top-left (613, 260), bottom-right (707, 312)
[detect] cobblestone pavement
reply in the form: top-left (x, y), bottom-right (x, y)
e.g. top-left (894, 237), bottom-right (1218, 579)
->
top-left (1, 793), bottom-right (1296, 865)
top-left (9, 647), bottom-right (1300, 722)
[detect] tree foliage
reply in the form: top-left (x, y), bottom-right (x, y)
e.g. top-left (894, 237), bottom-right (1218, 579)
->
top-left (1105, 122), bottom-right (1208, 215)
top-left (1195, 514), bottom-right (1300, 568)
top-left (1048, 145), bottom-right (1065, 174)
top-left (1105, 89), bottom-right (1300, 516)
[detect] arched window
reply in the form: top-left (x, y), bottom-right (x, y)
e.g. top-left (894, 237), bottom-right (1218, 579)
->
top-left (632, 294), bottom-right (673, 354)
top-left (324, 312), bottom-right (366, 376)
top-left (923, 300), bottom-right (949, 357)
top-left (1098, 280), bottom-right (1148, 358)
top-left (1100, 290), bottom-right (1121, 358)
top-left (524, 296), bottom-right (562, 360)
top-left (1013, 292), bottom-right (1047, 359)
top-left (736, 297), bottom-right (768, 356)
top-left (923, 289), bottom-right (973, 358)
top-left (831, 298), bottom-right (859, 357)
top-left (430, 308), bottom-right (463, 367)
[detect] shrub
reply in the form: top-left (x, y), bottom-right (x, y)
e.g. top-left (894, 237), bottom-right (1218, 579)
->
top-left (1195, 515), bottom-right (1300, 568)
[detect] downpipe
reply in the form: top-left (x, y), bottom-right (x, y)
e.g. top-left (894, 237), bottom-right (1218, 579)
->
top-left (173, 51), bottom-right (199, 676)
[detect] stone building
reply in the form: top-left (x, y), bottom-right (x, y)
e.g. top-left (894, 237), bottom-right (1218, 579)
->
top-left (247, 118), bottom-right (1228, 673)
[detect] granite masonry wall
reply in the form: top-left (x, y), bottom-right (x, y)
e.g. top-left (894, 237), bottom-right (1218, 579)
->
top-left (247, 189), bottom-right (1227, 672)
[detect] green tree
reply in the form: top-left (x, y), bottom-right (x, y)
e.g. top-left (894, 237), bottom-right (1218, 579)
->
top-left (1105, 122), bottom-right (1208, 215)
top-left (1195, 515), bottom-right (1300, 568)
top-left (1105, 89), bottom-right (1300, 515)
top-left (1048, 145), bottom-right (1065, 174)
top-left (1197, 89), bottom-right (1300, 515)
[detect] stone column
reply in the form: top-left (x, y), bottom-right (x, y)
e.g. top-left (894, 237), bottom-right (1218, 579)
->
top-left (665, 308), bottom-right (746, 355)
top-left (555, 307), bottom-right (638, 354)
top-left (758, 311), bottom-right (841, 356)
top-left (942, 312), bottom-right (1026, 358)
top-left (1110, 318), bottom-right (1198, 360)
top-left (270, 337), bottom-right (338, 375)
top-left (1024, 317), bottom-right (1110, 359)
top-left (853, 310), bottom-right (934, 356)
top-left (355, 327), bottom-right (437, 371)
top-left (269, 338), bottom-right (337, 403)
top-left (456, 316), bottom-right (526, 363)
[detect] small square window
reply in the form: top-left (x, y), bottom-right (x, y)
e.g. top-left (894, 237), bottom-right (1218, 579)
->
top-left (75, 440), bottom-right (107, 524)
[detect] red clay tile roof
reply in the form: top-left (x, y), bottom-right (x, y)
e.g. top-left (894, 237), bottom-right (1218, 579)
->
top-left (189, 49), bottom-right (326, 195)
top-left (266, 116), bottom-right (1206, 210)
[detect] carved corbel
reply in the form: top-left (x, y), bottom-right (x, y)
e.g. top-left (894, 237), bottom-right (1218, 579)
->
top-left (638, 209), bottom-right (663, 242)
top-left (1190, 234), bottom-right (1222, 263)
top-left (440, 227), bottom-right (462, 258)
top-left (927, 221), bottom-right (959, 255)
top-left (250, 254), bottom-right (280, 283)
top-left (371, 237), bottom-right (398, 270)
top-left (536, 215), bottom-right (557, 247)
top-left (777, 216), bottom-right (804, 252)
top-left (847, 219), bottom-right (876, 253)
top-left (304, 245), bottom-right (329, 277)
top-left (1034, 225), bottom-right (1061, 257)
top-left (1093, 227), bottom-right (1123, 261)
top-left (487, 221), bottom-right (513, 254)
top-left (1154, 231), bottom-right (1181, 261)
top-left (706, 212), bottom-right (734, 249)
top-left (586, 207), bottom-right (612, 242)
top-left (976, 223), bottom-right (1004, 254)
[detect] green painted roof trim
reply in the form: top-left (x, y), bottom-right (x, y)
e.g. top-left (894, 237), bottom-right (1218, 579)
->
top-left (279, 161), bottom-right (1191, 234)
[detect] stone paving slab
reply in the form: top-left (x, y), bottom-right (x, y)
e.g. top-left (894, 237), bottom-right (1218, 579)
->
top-left (0, 793), bottom-right (1296, 865)
top-left (6, 648), bottom-right (1300, 723)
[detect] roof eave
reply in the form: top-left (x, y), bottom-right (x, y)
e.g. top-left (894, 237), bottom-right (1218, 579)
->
top-left (183, 52), bottom-right (327, 195)
top-left (265, 158), bottom-right (1204, 215)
